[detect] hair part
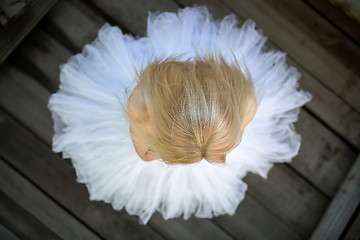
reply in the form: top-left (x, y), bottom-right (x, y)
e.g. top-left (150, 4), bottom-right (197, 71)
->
top-left (123, 51), bottom-right (257, 165)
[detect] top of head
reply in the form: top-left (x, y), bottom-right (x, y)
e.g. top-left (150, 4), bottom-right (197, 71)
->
top-left (126, 51), bottom-right (258, 165)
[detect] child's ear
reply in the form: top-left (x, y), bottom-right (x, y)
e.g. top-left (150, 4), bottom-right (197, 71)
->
top-left (240, 95), bottom-right (258, 133)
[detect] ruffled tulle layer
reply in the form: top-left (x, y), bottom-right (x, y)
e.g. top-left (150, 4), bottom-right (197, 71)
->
top-left (48, 5), bottom-right (312, 224)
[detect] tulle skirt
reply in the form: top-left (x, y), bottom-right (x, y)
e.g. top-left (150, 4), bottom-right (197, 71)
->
top-left (48, 5), bottom-right (312, 225)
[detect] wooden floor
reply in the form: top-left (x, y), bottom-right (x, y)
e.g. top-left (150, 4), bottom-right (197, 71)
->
top-left (0, 0), bottom-right (359, 239)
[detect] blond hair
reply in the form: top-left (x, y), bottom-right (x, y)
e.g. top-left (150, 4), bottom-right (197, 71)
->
top-left (123, 51), bottom-right (257, 165)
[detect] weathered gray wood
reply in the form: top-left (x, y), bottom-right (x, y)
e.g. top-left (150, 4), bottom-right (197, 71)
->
top-left (0, 63), bottom-right (53, 144)
top-left (0, 0), bottom-right (57, 64)
top-left (287, 55), bottom-right (360, 150)
top-left (343, 209), bottom-right (360, 240)
top-left (0, 110), bottom-right (165, 240)
top-left (264, 0), bottom-right (360, 77)
top-left (0, 190), bottom-right (61, 240)
top-left (214, 192), bottom-right (303, 240)
top-left (3, 0), bottom-right (358, 237)
top-left (329, 0), bottom-right (360, 23)
top-left (6, 1), bottom-right (358, 238)
top-left (0, 0), bottom-right (29, 26)
top-left (305, 0), bottom-right (360, 44)
top-left (244, 163), bottom-right (329, 238)
top-left (14, 27), bottom-right (73, 92)
top-left (310, 154), bottom-right (360, 240)
top-left (0, 223), bottom-right (21, 240)
top-left (0, 157), bottom-right (101, 240)
top-left (45, 0), bottom-right (106, 51)
top-left (293, 103), bottom-right (357, 197)
top-left (149, 213), bottom-right (235, 240)
top-left (219, 0), bottom-right (360, 115)
top-left (88, 0), bottom-right (181, 37)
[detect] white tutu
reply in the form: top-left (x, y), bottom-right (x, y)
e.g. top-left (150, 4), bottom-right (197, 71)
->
top-left (48, 5), bottom-right (312, 225)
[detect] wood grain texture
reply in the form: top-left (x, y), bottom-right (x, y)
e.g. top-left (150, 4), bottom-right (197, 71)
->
top-left (310, 154), bottom-right (360, 240)
top-left (293, 107), bottom-right (357, 197)
top-left (0, 0), bottom-right (58, 64)
top-left (343, 209), bottom-right (360, 240)
top-left (45, 0), bottom-right (106, 51)
top-left (88, 0), bottom-right (181, 36)
top-left (218, 0), bottom-right (360, 116)
top-left (0, 223), bottom-right (21, 240)
top-left (244, 163), bottom-right (329, 238)
top-left (264, 0), bottom-right (360, 77)
top-left (0, 157), bottom-right (101, 240)
top-left (0, 190), bottom-right (61, 240)
top-left (12, 27), bottom-right (73, 93)
top-left (304, 0), bottom-right (360, 44)
top-left (5, 1), bottom-right (357, 238)
top-left (0, 63), bottom-right (53, 144)
top-left (1, 0), bottom-right (358, 238)
top-left (213, 192), bottom-right (303, 240)
top-left (0, 110), bottom-right (165, 240)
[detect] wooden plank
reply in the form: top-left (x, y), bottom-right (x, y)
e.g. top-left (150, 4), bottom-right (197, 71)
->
top-left (244, 163), bottom-right (329, 238)
top-left (0, 110), bottom-right (164, 240)
top-left (310, 154), bottom-right (360, 240)
top-left (305, 0), bottom-right (360, 44)
top-left (11, 27), bottom-right (73, 93)
top-left (219, 0), bottom-right (360, 119)
top-left (292, 104), bottom-right (356, 197)
top-left (0, 0), bottom-right (30, 27)
top-left (343, 208), bottom-right (360, 240)
top-left (45, 0), bottom-right (106, 52)
top-left (149, 213), bottom-right (235, 240)
top-left (213, 192), bottom-right (303, 240)
top-left (0, 63), bottom-right (53, 144)
top-left (150, 190), bottom-right (304, 240)
top-left (0, 157), bottom-right (101, 240)
top-left (264, 0), bottom-right (360, 78)
top-left (87, 0), bottom-right (181, 36)
top-left (5, 0), bottom-right (354, 237)
top-left (0, 0), bottom-right (57, 64)
top-left (0, 223), bottom-right (21, 240)
top-left (286, 55), bottom-right (360, 150)
top-left (0, 190), bottom-right (61, 240)
top-left (5, 1), bottom-right (358, 238)
top-left (329, 0), bottom-right (360, 23)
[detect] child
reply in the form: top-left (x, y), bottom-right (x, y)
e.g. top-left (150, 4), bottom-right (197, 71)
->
top-left (48, 5), bottom-right (312, 225)
top-left (126, 53), bottom-right (258, 164)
